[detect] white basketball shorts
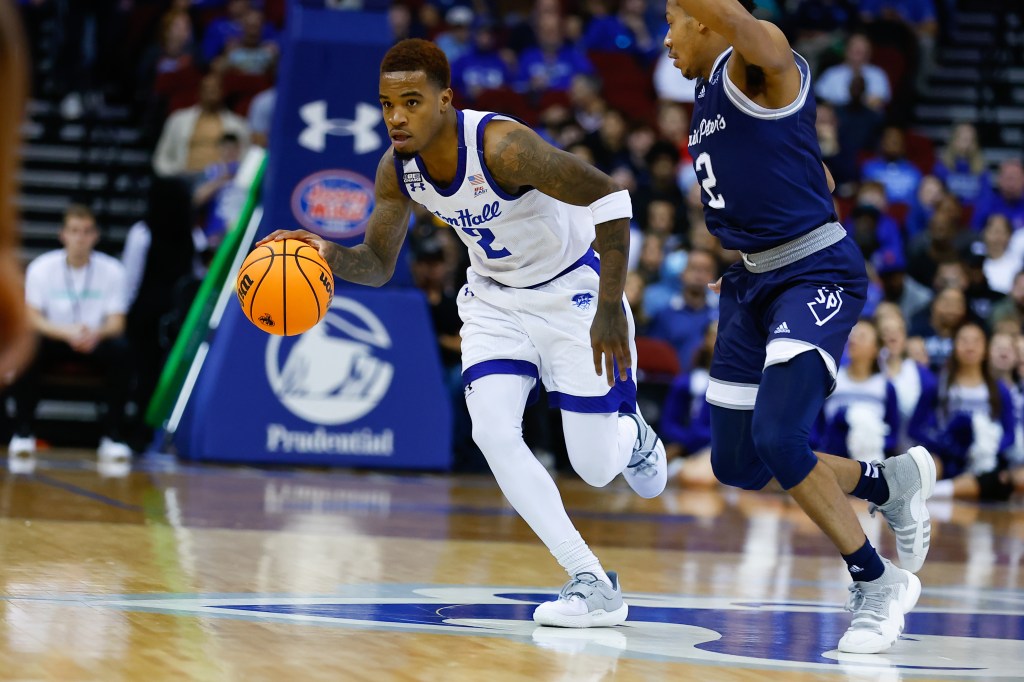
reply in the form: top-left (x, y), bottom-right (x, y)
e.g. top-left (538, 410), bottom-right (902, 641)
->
top-left (458, 250), bottom-right (637, 414)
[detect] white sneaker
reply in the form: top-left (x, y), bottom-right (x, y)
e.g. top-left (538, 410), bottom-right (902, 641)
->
top-left (869, 446), bottom-right (936, 573)
top-left (838, 559), bottom-right (921, 654)
top-left (533, 571), bottom-right (629, 628)
top-left (7, 435), bottom-right (36, 475)
top-left (98, 437), bottom-right (132, 463)
top-left (620, 411), bottom-right (667, 498)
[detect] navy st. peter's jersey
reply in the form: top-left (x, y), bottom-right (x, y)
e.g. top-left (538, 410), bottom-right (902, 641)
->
top-left (688, 48), bottom-right (835, 253)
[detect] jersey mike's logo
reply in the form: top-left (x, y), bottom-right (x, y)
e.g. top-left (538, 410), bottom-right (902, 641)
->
top-left (298, 100), bottom-right (382, 154)
top-left (291, 169), bottom-right (375, 239)
top-left (265, 296), bottom-right (393, 425)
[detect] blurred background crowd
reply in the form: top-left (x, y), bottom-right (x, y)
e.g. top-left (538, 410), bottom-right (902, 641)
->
top-left (7, 0), bottom-right (1024, 501)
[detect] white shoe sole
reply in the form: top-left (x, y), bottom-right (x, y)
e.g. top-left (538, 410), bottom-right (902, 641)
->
top-left (533, 602), bottom-right (628, 628)
top-left (837, 572), bottom-right (922, 654)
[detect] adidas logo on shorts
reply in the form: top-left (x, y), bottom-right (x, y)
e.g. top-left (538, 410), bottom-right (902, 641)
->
top-left (773, 322), bottom-right (791, 335)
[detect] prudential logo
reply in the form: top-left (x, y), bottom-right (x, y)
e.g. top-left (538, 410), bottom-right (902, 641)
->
top-left (298, 100), bottom-right (382, 154)
top-left (265, 296), bottom-right (394, 425)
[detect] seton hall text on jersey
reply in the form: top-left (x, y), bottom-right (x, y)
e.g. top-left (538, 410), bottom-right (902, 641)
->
top-left (689, 114), bottom-right (728, 146)
top-left (432, 200), bottom-right (502, 228)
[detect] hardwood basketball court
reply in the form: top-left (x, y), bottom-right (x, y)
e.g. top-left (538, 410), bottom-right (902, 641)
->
top-left (1, 450), bottom-right (1022, 680)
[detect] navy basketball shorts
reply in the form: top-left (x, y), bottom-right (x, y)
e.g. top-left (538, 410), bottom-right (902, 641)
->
top-left (706, 236), bottom-right (868, 410)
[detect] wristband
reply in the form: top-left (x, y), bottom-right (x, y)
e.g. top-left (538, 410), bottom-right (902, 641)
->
top-left (589, 189), bottom-right (633, 224)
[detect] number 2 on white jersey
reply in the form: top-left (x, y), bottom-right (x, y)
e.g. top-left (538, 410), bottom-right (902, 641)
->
top-left (695, 152), bottom-right (725, 209)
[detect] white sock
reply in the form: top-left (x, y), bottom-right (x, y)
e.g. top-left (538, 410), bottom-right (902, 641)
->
top-left (933, 479), bottom-right (954, 498)
top-left (552, 531), bottom-right (611, 586)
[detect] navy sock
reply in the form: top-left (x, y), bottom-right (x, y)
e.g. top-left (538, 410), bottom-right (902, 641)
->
top-left (842, 538), bottom-right (885, 582)
top-left (850, 460), bottom-right (890, 506)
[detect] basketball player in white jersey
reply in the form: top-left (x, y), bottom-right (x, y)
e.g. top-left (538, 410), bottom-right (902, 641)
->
top-left (260, 39), bottom-right (667, 627)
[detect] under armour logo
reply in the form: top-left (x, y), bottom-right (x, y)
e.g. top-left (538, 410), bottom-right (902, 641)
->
top-left (298, 101), bottom-right (382, 154)
top-left (409, 182), bottom-right (426, 192)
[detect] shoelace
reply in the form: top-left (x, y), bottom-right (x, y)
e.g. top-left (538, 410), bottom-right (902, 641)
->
top-left (559, 572), bottom-right (605, 601)
top-left (844, 583), bottom-right (892, 632)
top-left (627, 441), bottom-right (660, 477)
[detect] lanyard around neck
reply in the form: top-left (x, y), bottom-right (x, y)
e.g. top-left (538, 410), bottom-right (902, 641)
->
top-left (64, 259), bottom-right (93, 324)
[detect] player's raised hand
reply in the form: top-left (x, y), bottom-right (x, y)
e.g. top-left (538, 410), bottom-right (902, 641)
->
top-left (256, 229), bottom-right (332, 262)
top-left (591, 305), bottom-right (631, 387)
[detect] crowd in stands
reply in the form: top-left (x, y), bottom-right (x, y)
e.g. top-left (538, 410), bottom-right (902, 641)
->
top-left (9, 0), bottom-right (1024, 501)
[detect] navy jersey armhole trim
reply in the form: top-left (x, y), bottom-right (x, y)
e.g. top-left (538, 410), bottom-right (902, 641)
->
top-left (477, 113), bottom-right (534, 201)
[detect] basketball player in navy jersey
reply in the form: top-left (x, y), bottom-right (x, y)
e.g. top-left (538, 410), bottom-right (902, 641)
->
top-left (665, 0), bottom-right (936, 653)
top-left (261, 39), bottom-right (667, 627)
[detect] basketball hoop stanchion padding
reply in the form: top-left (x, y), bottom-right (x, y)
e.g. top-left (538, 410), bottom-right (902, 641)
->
top-left (145, 154), bottom-right (267, 429)
top-left (169, 5), bottom-right (453, 470)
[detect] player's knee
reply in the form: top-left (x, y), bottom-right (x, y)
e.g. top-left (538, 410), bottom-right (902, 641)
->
top-left (572, 458), bottom-right (620, 488)
top-left (710, 448), bottom-right (769, 490)
top-left (470, 421), bottom-right (521, 458)
top-left (750, 411), bottom-right (816, 488)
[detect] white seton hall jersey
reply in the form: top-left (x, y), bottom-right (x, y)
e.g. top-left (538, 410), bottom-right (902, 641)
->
top-left (394, 109), bottom-right (596, 288)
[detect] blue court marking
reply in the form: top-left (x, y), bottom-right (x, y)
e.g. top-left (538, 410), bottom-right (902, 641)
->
top-left (30, 473), bottom-right (143, 512)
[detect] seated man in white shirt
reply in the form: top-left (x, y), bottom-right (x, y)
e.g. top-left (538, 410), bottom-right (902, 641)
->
top-left (8, 204), bottom-right (133, 467)
top-left (815, 33), bottom-right (891, 111)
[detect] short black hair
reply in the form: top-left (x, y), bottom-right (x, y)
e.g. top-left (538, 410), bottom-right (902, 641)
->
top-left (381, 39), bottom-right (451, 90)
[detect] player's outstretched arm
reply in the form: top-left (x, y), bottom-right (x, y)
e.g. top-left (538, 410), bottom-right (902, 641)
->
top-left (674, 0), bottom-right (792, 74)
top-left (484, 121), bottom-right (632, 385)
top-left (259, 151), bottom-right (411, 287)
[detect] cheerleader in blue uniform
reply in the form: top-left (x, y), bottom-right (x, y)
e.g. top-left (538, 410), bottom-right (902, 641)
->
top-left (908, 321), bottom-right (1016, 500)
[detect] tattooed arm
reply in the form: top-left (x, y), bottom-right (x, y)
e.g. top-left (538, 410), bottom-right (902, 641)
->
top-left (258, 150), bottom-right (411, 287)
top-left (484, 120), bottom-right (632, 385)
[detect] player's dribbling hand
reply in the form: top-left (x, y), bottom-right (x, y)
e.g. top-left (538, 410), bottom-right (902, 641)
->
top-left (257, 229), bottom-right (332, 262)
top-left (591, 305), bottom-right (631, 387)
top-left (708, 277), bottom-right (722, 295)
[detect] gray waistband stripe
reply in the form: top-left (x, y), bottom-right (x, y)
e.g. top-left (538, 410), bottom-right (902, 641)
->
top-left (740, 222), bottom-right (847, 273)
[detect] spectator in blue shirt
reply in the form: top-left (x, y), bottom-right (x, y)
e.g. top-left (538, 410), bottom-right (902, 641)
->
top-left (933, 122), bottom-right (989, 209)
top-left (451, 21), bottom-right (513, 101)
top-left (202, 0), bottom-right (277, 64)
top-left (193, 133), bottom-right (245, 246)
top-left (648, 248), bottom-right (719, 372)
top-left (582, 0), bottom-right (660, 62)
top-left (517, 12), bottom-right (594, 94)
top-left (972, 159), bottom-right (1024, 232)
top-left (861, 126), bottom-right (923, 206)
top-left (435, 5), bottom-right (474, 64)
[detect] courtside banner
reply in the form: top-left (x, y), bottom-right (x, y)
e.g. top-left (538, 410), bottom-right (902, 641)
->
top-left (173, 7), bottom-right (452, 469)
top-left (177, 287), bottom-right (452, 468)
top-left (261, 3), bottom-right (415, 290)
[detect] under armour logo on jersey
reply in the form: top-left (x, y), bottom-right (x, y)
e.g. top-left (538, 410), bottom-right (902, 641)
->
top-left (807, 286), bottom-right (844, 327)
top-left (403, 173), bottom-right (426, 192)
top-left (773, 322), bottom-right (791, 334)
top-left (298, 101), bottom-right (382, 153)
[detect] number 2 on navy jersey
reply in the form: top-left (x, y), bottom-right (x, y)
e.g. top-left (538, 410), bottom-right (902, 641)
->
top-left (695, 152), bottom-right (725, 209)
top-left (462, 227), bottom-right (512, 259)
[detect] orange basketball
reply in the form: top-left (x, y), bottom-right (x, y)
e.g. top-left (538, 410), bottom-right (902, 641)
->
top-left (236, 238), bottom-right (334, 336)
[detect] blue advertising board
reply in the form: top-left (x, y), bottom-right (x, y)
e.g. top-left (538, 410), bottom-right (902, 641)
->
top-left (174, 6), bottom-right (452, 469)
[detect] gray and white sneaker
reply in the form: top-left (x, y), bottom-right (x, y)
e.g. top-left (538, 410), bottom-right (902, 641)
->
top-left (869, 446), bottom-right (936, 573)
top-left (621, 412), bottom-right (667, 499)
top-left (838, 559), bottom-right (921, 653)
top-left (533, 571), bottom-right (629, 628)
